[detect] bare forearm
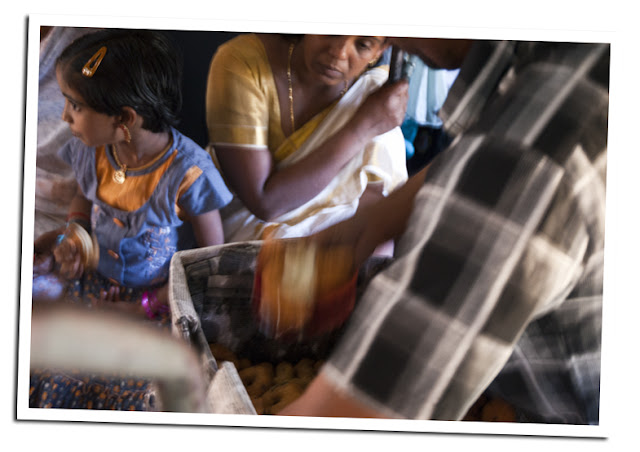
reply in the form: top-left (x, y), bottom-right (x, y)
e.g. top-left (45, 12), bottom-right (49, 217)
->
top-left (218, 81), bottom-right (408, 221)
top-left (259, 123), bottom-right (374, 218)
top-left (354, 167), bottom-right (427, 264)
top-left (258, 92), bottom-right (409, 220)
top-left (358, 181), bottom-right (385, 209)
top-left (190, 209), bottom-right (225, 247)
top-left (67, 188), bottom-right (93, 222)
top-left (312, 166), bottom-right (427, 267)
top-left (278, 372), bottom-right (386, 418)
top-left (219, 119), bottom-right (375, 221)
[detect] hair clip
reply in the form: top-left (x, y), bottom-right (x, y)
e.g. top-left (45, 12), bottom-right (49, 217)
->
top-left (81, 46), bottom-right (107, 78)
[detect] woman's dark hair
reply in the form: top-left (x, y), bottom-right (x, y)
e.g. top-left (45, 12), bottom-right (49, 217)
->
top-left (56, 28), bottom-right (183, 133)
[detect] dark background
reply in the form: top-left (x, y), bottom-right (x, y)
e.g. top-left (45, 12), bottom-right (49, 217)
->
top-left (162, 30), bottom-right (240, 148)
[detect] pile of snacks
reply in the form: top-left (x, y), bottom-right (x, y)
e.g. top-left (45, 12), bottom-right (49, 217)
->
top-left (209, 342), bottom-right (322, 415)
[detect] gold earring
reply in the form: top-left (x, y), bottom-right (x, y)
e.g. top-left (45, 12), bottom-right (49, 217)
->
top-left (120, 124), bottom-right (132, 144)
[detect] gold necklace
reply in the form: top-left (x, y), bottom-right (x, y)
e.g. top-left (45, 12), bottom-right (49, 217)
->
top-left (112, 145), bottom-right (127, 184)
top-left (287, 42), bottom-right (348, 133)
top-left (111, 138), bottom-right (174, 184)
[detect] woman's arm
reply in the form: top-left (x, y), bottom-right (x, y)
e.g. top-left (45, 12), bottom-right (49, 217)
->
top-left (313, 165), bottom-right (428, 267)
top-left (276, 169), bottom-right (429, 418)
top-left (215, 80), bottom-right (409, 221)
top-left (278, 372), bottom-right (386, 418)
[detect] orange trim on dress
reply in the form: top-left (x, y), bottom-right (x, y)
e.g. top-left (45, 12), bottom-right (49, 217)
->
top-left (174, 166), bottom-right (203, 220)
top-left (95, 147), bottom-right (178, 212)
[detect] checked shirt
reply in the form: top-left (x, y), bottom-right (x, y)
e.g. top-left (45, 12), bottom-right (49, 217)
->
top-left (324, 40), bottom-right (609, 424)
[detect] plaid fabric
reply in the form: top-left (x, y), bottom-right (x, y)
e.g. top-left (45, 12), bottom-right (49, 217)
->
top-left (324, 40), bottom-right (608, 424)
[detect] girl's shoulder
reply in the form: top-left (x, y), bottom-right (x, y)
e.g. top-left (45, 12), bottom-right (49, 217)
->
top-left (171, 129), bottom-right (215, 167)
top-left (170, 129), bottom-right (233, 204)
top-left (58, 137), bottom-right (95, 165)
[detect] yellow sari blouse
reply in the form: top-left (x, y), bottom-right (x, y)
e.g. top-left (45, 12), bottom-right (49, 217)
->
top-left (205, 33), bottom-right (332, 162)
top-left (205, 34), bottom-right (408, 241)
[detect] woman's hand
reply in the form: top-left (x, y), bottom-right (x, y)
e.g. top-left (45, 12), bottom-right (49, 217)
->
top-left (213, 75), bottom-right (409, 223)
top-left (352, 79), bottom-right (409, 140)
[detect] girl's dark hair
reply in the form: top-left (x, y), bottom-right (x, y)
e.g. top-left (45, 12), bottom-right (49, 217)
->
top-left (57, 28), bottom-right (183, 133)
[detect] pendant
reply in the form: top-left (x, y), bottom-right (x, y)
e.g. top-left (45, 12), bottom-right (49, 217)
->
top-left (113, 169), bottom-right (126, 184)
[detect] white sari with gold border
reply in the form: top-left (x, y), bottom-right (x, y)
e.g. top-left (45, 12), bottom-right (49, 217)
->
top-left (215, 65), bottom-right (407, 241)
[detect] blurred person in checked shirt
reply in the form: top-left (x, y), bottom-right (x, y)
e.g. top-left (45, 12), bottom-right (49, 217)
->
top-left (279, 38), bottom-right (608, 425)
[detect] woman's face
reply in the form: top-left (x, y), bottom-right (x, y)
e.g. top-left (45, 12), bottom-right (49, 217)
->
top-left (301, 35), bottom-right (387, 86)
top-left (56, 66), bottom-right (119, 147)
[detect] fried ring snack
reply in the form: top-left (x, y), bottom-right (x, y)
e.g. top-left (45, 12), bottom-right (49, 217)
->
top-left (294, 358), bottom-right (315, 380)
top-left (274, 361), bottom-right (295, 385)
top-left (262, 381), bottom-right (305, 414)
top-left (239, 362), bottom-right (274, 399)
top-left (208, 343), bottom-right (239, 368)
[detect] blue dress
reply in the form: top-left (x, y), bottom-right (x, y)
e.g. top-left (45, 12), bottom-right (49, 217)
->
top-left (30, 128), bottom-right (232, 411)
top-left (58, 127), bottom-right (232, 299)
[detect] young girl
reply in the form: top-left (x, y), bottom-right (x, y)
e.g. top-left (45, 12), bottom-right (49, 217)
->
top-left (30, 28), bottom-right (233, 411)
top-left (33, 28), bottom-right (232, 321)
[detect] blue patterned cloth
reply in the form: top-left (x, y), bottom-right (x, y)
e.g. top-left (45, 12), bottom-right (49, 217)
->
top-left (29, 370), bottom-right (157, 411)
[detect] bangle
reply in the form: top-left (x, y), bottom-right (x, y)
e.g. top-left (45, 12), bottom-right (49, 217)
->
top-left (141, 290), bottom-right (169, 319)
top-left (67, 212), bottom-right (91, 231)
top-left (148, 289), bottom-right (169, 314)
top-left (141, 291), bottom-right (156, 319)
top-left (67, 211), bottom-right (91, 222)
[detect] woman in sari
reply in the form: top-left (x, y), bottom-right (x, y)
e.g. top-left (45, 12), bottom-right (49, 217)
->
top-left (206, 33), bottom-right (409, 245)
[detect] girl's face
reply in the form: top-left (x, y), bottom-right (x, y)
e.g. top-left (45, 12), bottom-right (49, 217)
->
top-left (300, 35), bottom-right (387, 86)
top-left (56, 66), bottom-right (119, 147)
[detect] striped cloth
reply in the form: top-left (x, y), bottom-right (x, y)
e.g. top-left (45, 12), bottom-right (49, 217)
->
top-left (323, 40), bottom-right (609, 424)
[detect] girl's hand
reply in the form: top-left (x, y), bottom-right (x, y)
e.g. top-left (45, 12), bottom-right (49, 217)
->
top-left (33, 228), bottom-right (64, 276)
top-left (142, 285), bottom-right (170, 319)
top-left (53, 235), bottom-right (84, 280)
top-left (352, 79), bottom-right (409, 140)
top-left (99, 285), bottom-right (124, 303)
top-left (93, 284), bottom-right (170, 320)
top-left (154, 284), bottom-right (169, 307)
top-left (94, 286), bottom-right (145, 317)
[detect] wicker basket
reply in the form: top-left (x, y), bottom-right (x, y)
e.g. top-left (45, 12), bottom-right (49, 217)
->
top-left (168, 241), bottom-right (392, 414)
